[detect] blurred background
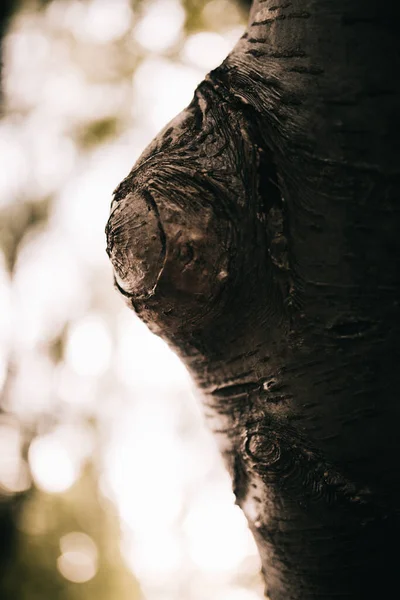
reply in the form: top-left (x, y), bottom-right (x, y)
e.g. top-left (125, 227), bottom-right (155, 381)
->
top-left (0, 0), bottom-right (264, 599)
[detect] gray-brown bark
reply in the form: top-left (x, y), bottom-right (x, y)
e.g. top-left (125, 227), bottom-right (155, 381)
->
top-left (106, 1), bottom-right (400, 598)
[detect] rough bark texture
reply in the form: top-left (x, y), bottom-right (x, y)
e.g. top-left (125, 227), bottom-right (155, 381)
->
top-left (106, 1), bottom-right (400, 598)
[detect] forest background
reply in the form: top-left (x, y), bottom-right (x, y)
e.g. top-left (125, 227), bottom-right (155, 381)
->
top-left (0, 1), bottom-right (263, 599)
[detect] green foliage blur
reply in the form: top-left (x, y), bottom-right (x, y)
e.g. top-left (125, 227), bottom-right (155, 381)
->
top-left (1, 467), bottom-right (141, 600)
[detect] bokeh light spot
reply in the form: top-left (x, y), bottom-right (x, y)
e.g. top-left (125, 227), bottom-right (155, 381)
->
top-left (29, 433), bottom-right (80, 493)
top-left (57, 550), bottom-right (97, 583)
top-left (135, 0), bottom-right (185, 53)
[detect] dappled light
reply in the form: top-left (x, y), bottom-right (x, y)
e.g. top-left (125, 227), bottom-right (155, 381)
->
top-left (0, 1), bottom-right (262, 599)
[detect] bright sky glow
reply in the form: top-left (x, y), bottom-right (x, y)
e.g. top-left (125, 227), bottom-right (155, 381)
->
top-left (66, 314), bottom-right (112, 378)
top-left (54, 364), bottom-right (98, 409)
top-left (13, 230), bottom-right (86, 349)
top-left (223, 25), bottom-right (246, 47)
top-left (182, 32), bottom-right (232, 71)
top-left (135, 0), bottom-right (185, 53)
top-left (133, 57), bottom-right (203, 132)
top-left (3, 23), bottom-right (52, 111)
top-left (105, 412), bottom-right (186, 532)
top-left (121, 530), bottom-right (182, 583)
top-left (25, 120), bottom-right (76, 197)
top-left (45, 0), bottom-right (133, 43)
top-left (76, 0), bottom-right (132, 43)
top-left (184, 482), bottom-right (259, 573)
top-left (55, 145), bottom-right (134, 267)
top-left (115, 312), bottom-right (190, 389)
top-left (219, 588), bottom-right (264, 600)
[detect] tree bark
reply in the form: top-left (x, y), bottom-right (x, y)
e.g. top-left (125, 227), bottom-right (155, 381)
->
top-left (106, 1), bottom-right (400, 598)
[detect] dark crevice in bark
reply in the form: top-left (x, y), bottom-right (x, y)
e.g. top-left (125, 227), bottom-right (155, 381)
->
top-left (328, 318), bottom-right (374, 339)
top-left (211, 381), bottom-right (261, 398)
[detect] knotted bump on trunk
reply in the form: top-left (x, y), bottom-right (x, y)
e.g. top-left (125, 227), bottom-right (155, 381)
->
top-left (106, 191), bottom-right (166, 299)
top-left (106, 183), bottom-right (231, 305)
top-left (105, 81), bottom-right (284, 340)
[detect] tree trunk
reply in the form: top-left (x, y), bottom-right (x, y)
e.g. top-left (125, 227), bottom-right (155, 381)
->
top-left (106, 1), bottom-right (400, 598)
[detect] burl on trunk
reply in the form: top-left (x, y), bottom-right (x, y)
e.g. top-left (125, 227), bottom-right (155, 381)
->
top-left (106, 1), bottom-right (400, 598)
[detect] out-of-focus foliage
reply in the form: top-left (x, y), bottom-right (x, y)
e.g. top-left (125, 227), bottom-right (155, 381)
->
top-left (0, 1), bottom-right (263, 599)
top-left (2, 467), bottom-right (141, 600)
top-left (0, 197), bottom-right (50, 272)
